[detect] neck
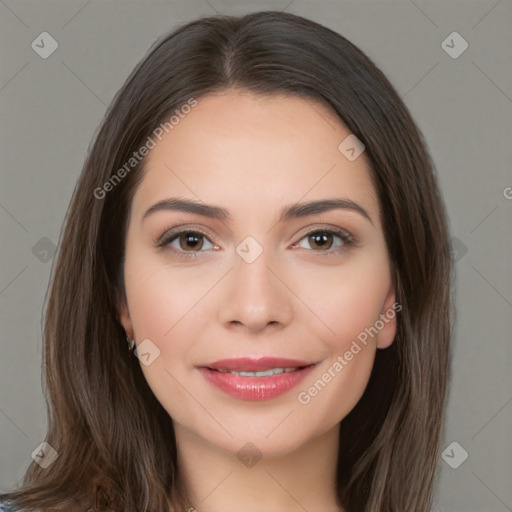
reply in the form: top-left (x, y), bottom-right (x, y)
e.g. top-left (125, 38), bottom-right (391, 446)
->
top-left (173, 422), bottom-right (344, 512)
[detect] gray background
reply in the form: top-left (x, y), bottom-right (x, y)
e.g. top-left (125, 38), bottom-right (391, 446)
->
top-left (1, 1), bottom-right (511, 510)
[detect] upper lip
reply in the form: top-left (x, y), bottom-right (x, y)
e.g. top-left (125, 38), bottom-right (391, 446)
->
top-left (201, 356), bottom-right (316, 372)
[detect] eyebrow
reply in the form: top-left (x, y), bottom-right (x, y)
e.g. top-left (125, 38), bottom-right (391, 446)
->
top-left (142, 197), bottom-right (374, 226)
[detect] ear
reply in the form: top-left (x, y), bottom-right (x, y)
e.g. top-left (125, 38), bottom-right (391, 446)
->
top-left (376, 285), bottom-right (399, 349)
top-left (117, 298), bottom-right (134, 340)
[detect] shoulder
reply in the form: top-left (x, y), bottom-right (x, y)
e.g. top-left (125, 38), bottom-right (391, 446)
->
top-left (0, 502), bottom-right (17, 512)
top-left (0, 502), bottom-right (42, 512)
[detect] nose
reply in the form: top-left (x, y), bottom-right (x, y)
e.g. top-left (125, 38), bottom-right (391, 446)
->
top-left (218, 248), bottom-right (294, 334)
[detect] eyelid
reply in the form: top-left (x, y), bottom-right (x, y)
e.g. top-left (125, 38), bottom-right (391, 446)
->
top-left (291, 225), bottom-right (357, 256)
top-left (155, 224), bottom-right (218, 247)
top-left (156, 223), bottom-right (358, 256)
top-left (296, 224), bottom-right (355, 242)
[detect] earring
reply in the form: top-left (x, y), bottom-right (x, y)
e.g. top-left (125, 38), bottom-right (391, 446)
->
top-left (125, 336), bottom-right (136, 352)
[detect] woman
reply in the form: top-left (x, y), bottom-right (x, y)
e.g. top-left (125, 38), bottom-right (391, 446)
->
top-left (0, 10), bottom-right (453, 512)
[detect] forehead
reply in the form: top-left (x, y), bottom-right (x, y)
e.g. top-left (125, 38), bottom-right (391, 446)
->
top-left (131, 90), bottom-right (379, 225)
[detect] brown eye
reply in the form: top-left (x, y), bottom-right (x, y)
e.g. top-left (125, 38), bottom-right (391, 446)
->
top-left (308, 232), bottom-right (334, 250)
top-left (294, 228), bottom-right (355, 255)
top-left (159, 229), bottom-right (215, 256)
top-left (177, 232), bottom-right (205, 251)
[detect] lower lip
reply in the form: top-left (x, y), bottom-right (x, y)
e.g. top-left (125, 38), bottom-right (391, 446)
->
top-left (197, 365), bottom-right (316, 401)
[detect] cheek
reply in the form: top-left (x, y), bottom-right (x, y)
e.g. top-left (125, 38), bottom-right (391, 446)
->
top-left (296, 291), bottom-right (379, 430)
top-left (292, 255), bottom-right (390, 421)
top-left (123, 256), bottom-right (219, 415)
top-left (325, 282), bottom-right (383, 352)
top-left (295, 252), bottom-right (391, 352)
top-left (124, 254), bottom-right (214, 343)
top-left (123, 259), bottom-right (212, 422)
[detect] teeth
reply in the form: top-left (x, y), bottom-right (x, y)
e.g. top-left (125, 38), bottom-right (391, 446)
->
top-left (216, 367), bottom-right (300, 377)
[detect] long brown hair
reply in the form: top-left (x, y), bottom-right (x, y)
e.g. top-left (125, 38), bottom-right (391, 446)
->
top-left (1, 11), bottom-right (453, 512)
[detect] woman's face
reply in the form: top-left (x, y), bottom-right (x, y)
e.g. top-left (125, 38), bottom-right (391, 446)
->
top-left (119, 90), bottom-right (396, 456)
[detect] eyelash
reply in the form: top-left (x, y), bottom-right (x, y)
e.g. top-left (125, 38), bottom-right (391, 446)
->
top-left (156, 226), bottom-right (357, 259)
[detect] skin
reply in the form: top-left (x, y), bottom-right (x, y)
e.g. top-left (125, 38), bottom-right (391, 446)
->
top-left (118, 89), bottom-right (397, 512)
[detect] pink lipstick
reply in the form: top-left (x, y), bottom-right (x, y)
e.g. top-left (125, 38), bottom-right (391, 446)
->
top-left (197, 356), bottom-right (317, 401)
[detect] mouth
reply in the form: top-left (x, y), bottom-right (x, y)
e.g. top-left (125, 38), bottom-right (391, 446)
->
top-left (197, 356), bottom-right (318, 401)
top-left (212, 366), bottom-right (312, 377)
top-left (204, 356), bottom-right (315, 372)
